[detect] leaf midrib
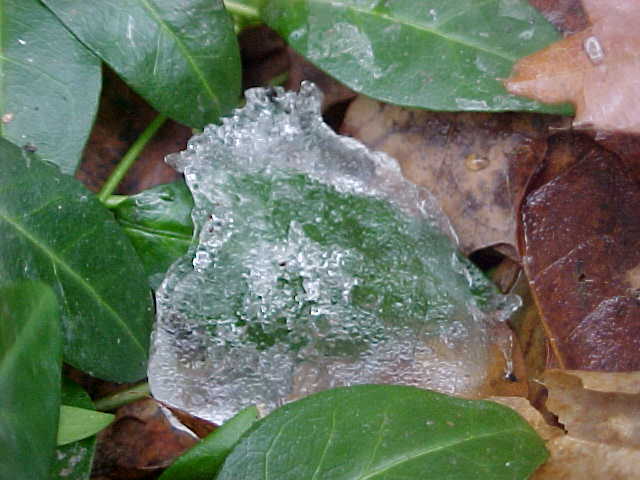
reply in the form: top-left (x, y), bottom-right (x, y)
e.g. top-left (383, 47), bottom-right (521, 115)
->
top-left (304, 0), bottom-right (517, 62)
top-left (0, 206), bottom-right (147, 356)
top-left (138, 0), bottom-right (222, 112)
top-left (358, 427), bottom-right (528, 479)
top-left (119, 219), bottom-right (192, 244)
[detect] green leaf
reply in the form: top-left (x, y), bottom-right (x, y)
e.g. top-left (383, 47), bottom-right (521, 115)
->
top-left (42, 0), bottom-right (241, 128)
top-left (160, 406), bottom-right (258, 480)
top-left (57, 406), bottom-right (114, 446)
top-left (262, 0), bottom-right (572, 114)
top-left (0, 0), bottom-right (101, 174)
top-left (0, 138), bottom-right (153, 381)
top-left (51, 379), bottom-right (99, 480)
top-left (0, 281), bottom-right (61, 480)
top-left (111, 181), bottom-right (194, 289)
top-left (217, 385), bottom-right (548, 479)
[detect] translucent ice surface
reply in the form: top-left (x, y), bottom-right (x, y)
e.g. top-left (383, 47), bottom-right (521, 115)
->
top-left (149, 83), bottom-right (517, 423)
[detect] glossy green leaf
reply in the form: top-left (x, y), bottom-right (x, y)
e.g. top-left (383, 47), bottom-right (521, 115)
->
top-left (0, 138), bottom-right (153, 381)
top-left (42, 0), bottom-right (241, 128)
top-left (111, 181), bottom-right (194, 289)
top-left (0, 0), bottom-right (101, 174)
top-left (160, 406), bottom-right (258, 480)
top-left (217, 385), bottom-right (548, 479)
top-left (0, 281), bottom-right (61, 480)
top-left (57, 406), bottom-right (114, 446)
top-left (51, 379), bottom-right (98, 480)
top-left (263, 0), bottom-right (572, 114)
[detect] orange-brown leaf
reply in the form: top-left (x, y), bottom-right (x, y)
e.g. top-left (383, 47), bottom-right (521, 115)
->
top-left (505, 1), bottom-right (640, 134)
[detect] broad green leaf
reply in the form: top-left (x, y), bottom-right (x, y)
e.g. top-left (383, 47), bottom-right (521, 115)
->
top-left (262, 0), bottom-right (572, 114)
top-left (57, 406), bottom-right (114, 446)
top-left (0, 281), bottom-right (61, 480)
top-left (0, 138), bottom-right (153, 381)
top-left (160, 406), bottom-right (258, 480)
top-left (217, 385), bottom-right (548, 479)
top-left (51, 379), bottom-right (99, 480)
top-left (111, 181), bottom-right (194, 289)
top-left (0, 0), bottom-right (101, 174)
top-left (42, 0), bottom-right (241, 128)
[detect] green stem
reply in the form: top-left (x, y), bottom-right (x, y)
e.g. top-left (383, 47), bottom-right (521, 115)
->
top-left (104, 195), bottom-right (128, 209)
top-left (223, 0), bottom-right (260, 21)
top-left (94, 382), bottom-right (151, 411)
top-left (98, 114), bottom-right (167, 203)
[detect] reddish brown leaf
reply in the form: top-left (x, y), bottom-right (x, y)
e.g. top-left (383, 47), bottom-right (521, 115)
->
top-left (93, 398), bottom-right (214, 479)
top-left (506, 0), bottom-right (640, 135)
top-left (341, 96), bottom-right (558, 257)
top-left (521, 142), bottom-right (640, 371)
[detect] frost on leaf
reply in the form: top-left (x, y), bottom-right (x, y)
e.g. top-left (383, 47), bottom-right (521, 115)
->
top-left (148, 83), bottom-right (517, 423)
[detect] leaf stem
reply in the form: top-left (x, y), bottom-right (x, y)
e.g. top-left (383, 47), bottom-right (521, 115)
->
top-left (223, 0), bottom-right (260, 22)
top-left (98, 114), bottom-right (167, 203)
top-left (94, 382), bottom-right (150, 411)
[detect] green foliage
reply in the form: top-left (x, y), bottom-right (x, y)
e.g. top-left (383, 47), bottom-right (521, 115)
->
top-left (263, 0), bottom-right (571, 114)
top-left (111, 180), bottom-right (194, 288)
top-left (217, 385), bottom-right (548, 479)
top-left (160, 406), bottom-right (258, 480)
top-left (42, 0), bottom-right (242, 128)
top-left (0, 139), bottom-right (153, 382)
top-left (0, 281), bottom-right (61, 480)
top-left (0, 0), bottom-right (101, 173)
top-left (51, 379), bottom-right (100, 480)
top-left (57, 406), bottom-right (115, 446)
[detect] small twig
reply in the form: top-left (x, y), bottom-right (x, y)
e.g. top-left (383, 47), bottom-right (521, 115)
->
top-left (94, 382), bottom-right (151, 411)
top-left (224, 0), bottom-right (261, 22)
top-left (97, 114), bottom-right (167, 203)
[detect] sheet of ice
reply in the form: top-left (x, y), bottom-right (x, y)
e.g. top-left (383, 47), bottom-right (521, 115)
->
top-left (149, 82), bottom-right (517, 424)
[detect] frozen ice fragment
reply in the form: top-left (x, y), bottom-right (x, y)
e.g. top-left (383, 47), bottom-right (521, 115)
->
top-left (149, 83), bottom-right (517, 424)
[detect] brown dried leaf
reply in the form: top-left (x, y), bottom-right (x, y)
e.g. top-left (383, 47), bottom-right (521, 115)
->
top-left (533, 436), bottom-right (640, 480)
top-left (341, 96), bottom-right (558, 257)
top-left (489, 396), bottom-right (563, 442)
top-left (93, 398), bottom-right (214, 479)
top-left (543, 370), bottom-right (640, 448)
top-left (506, 0), bottom-right (640, 134)
top-left (521, 139), bottom-right (640, 371)
top-left (528, 370), bottom-right (640, 479)
top-left (494, 370), bottom-right (640, 479)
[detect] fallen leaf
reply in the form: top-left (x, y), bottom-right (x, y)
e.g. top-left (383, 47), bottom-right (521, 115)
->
top-left (341, 95), bottom-right (558, 257)
top-left (520, 140), bottom-right (640, 371)
top-left (93, 398), bottom-right (214, 479)
top-left (490, 396), bottom-right (563, 442)
top-left (543, 370), bottom-right (640, 448)
top-left (534, 436), bottom-right (640, 480)
top-left (531, 370), bottom-right (640, 479)
top-left (506, 0), bottom-right (640, 134)
top-left (493, 369), bottom-right (640, 479)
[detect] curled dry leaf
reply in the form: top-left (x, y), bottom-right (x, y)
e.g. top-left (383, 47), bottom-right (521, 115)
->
top-left (533, 370), bottom-right (640, 479)
top-left (506, 0), bottom-right (640, 134)
top-left (93, 398), bottom-right (214, 479)
top-left (341, 96), bottom-right (559, 257)
top-left (520, 136), bottom-right (640, 371)
top-left (493, 369), bottom-right (640, 479)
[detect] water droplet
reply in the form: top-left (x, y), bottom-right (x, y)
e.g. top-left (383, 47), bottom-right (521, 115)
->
top-left (583, 36), bottom-right (605, 65)
top-left (465, 154), bottom-right (490, 171)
